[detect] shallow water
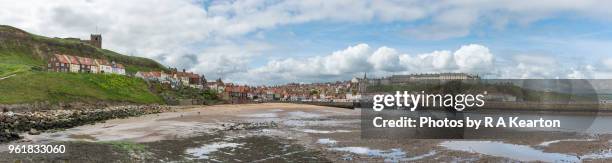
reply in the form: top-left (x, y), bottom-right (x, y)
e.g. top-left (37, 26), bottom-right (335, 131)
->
top-left (238, 113), bottom-right (278, 118)
top-left (287, 111), bottom-right (323, 119)
top-left (317, 138), bottom-right (337, 145)
top-left (538, 139), bottom-right (596, 146)
top-left (440, 140), bottom-right (612, 162)
top-left (331, 147), bottom-right (404, 160)
top-left (330, 146), bottom-right (436, 162)
top-left (297, 129), bottom-right (352, 134)
top-left (186, 142), bottom-right (243, 159)
top-left (320, 138), bottom-right (436, 161)
top-left (361, 108), bottom-right (612, 134)
top-left (465, 111), bottom-right (612, 134)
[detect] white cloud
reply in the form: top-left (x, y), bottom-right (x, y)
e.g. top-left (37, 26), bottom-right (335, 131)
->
top-left (248, 44), bottom-right (371, 79)
top-left (191, 41), bottom-right (273, 79)
top-left (453, 44), bottom-right (494, 73)
top-left (415, 0), bottom-right (612, 39)
top-left (0, 0), bottom-right (429, 81)
top-left (496, 55), bottom-right (603, 79)
top-left (405, 8), bottom-right (476, 40)
top-left (567, 65), bottom-right (596, 79)
top-left (242, 43), bottom-right (497, 85)
top-left (567, 69), bottom-right (586, 79)
top-left (405, 0), bottom-right (612, 39)
top-left (0, 0), bottom-right (214, 59)
top-left (4, 0), bottom-right (610, 55)
top-left (368, 47), bottom-right (402, 72)
top-left (244, 43), bottom-right (380, 84)
top-left (397, 44), bottom-right (493, 74)
top-left (509, 55), bottom-right (560, 79)
top-left (604, 58), bottom-right (612, 70)
top-left (402, 50), bottom-right (455, 72)
top-left (1, 0), bottom-right (612, 84)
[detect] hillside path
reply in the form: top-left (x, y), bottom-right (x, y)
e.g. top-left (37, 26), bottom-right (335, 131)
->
top-left (0, 74), bottom-right (15, 81)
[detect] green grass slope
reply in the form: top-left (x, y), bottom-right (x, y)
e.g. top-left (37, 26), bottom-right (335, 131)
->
top-left (0, 72), bottom-right (163, 104)
top-left (0, 25), bottom-right (166, 105)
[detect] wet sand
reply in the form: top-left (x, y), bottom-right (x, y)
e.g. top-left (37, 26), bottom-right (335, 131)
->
top-left (1, 103), bottom-right (611, 162)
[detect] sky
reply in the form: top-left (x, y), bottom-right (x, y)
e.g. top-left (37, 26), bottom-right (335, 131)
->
top-left (2, 0), bottom-right (612, 85)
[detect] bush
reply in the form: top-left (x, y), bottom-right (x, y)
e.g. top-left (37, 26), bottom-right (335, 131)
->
top-left (203, 89), bottom-right (219, 101)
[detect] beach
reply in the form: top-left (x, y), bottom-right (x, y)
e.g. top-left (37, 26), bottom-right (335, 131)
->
top-left (1, 103), bottom-right (611, 162)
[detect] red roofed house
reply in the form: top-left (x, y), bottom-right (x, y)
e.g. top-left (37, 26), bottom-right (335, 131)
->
top-left (65, 55), bottom-right (81, 73)
top-left (172, 69), bottom-right (194, 86)
top-left (187, 72), bottom-right (201, 88)
top-left (224, 84), bottom-right (250, 103)
top-left (48, 54), bottom-right (70, 72)
top-left (135, 71), bottom-right (161, 81)
top-left (76, 56), bottom-right (94, 73)
top-left (135, 71), bottom-right (152, 80)
top-left (47, 54), bottom-right (126, 75)
top-left (96, 59), bottom-right (113, 74)
top-left (90, 59), bottom-right (100, 73)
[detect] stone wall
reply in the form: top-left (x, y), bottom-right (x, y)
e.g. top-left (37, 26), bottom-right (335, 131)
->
top-left (0, 105), bottom-right (172, 142)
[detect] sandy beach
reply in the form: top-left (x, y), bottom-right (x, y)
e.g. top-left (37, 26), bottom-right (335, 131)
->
top-left (1, 103), bottom-right (611, 162)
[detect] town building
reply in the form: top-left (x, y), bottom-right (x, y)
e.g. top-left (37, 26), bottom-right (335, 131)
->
top-left (90, 59), bottom-right (99, 73)
top-left (47, 54), bottom-right (125, 75)
top-left (362, 73), bottom-right (479, 86)
top-left (223, 84), bottom-right (250, 103)
top-left (48, 54), bottom-right (70, 72)
top-left (89, 34), bottom-right (102, 48)
top-left (135, 71), bottom-right (158, 81)
top-left (136, 69), bottom-right (204, 89)
top-left (76, 56), bottom-right (94, 73)
top-left (66, 55), bottom-right (81, 73)
top-left (111, 61), bottom-right (126, 75)
top-left (169, 69), bottom-right (202, 89)
top-left (207, 78), bottom-right (225, 93)
top-left (96, 59), bottom-right (113, 74)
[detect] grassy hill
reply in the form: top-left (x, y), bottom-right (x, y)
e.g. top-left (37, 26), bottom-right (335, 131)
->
top-left (0, 72), bottom-right (163, 104)
top-left (0, 25), bottom-right (166, 105)
top-left (0, 25), bottom-right (167, 73)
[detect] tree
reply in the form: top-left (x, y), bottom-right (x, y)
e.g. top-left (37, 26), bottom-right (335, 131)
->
top-left (203, 89), bottom-right (219, 100)
top-left (309, 89), bottom-right (319, 96)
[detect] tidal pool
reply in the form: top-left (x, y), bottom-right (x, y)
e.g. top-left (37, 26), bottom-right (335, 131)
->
top-left (440, 140), bottom-right (612, 162)
top-left (186, 142), bottom-right (243, 159)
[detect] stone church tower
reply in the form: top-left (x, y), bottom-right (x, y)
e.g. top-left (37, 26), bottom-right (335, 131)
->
top-left (90, 34), bottom-right (102, 48)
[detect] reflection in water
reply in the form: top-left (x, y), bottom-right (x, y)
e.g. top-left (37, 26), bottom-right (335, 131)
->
top-left (186, 142), bottom-right (243, 159)
top-left (464, 111), bottom-right (612, 134)
top-left (538, 139), bottom-right (596, 146)
top-left (317, 138), bottom-right (337, 145)
top-left (330, 146), bottom-right (437, 162)
top-left (441, 141), bottom-right (577, 162)
top-left (440, 140), bottom-right (612, 162)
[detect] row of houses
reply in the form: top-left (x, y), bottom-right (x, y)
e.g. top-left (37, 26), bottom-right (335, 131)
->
top-left (134, 72), bottom-right (255, 103)
top-left (135, 69), bottom-right (203, 89)
top-left (47, 54), bottom-right (126, 75)
top-left (252, 81), bottom-right (358, 102)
